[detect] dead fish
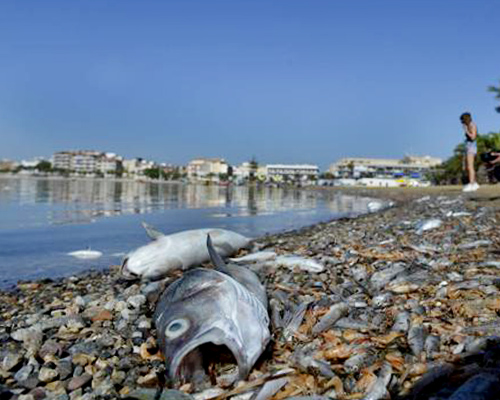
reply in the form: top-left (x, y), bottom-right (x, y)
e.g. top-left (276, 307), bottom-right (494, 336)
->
top-left (391, 311), bottom-right (410, 333)
top-left (416, 218), bottom-right (442, 234)
top-left (292, 344), bottom-right (335, 378)
top-left (154, 267), bottom-right (270, 382)
top-left (364, 362), bottom-right (392, 400)
top-left (367, 201), bottom-right (384, 213)
top-left (448, 373), bottom-right (500, 400)
top-left (343, 350), bottom-right (376, 374)
top-left (282, 301), bottom-right (311, 341)
top-left (372, 292), bottom-right (394, 308)
top-left (271, 255), bottom-right (325, 273)
top-left (312, 303), bottom-right (349, 334)
top-left (207, 235), bottom-right (267, 307)
top-left (408, 324), bottom-right (426, 357)
top-left (229, 251), bottom-right (277, 264)
top-left (424, 335), bottom-right (440, 356)
top-left (370, 264), bottom-right (406, 291)
top-left (334, 317), bottom-right (374, 331)
top-left (67, 248), bottom-right (102, 260)
top-left (252, 377), bottom-right (289, 400)
top-left (122, 224), bottom-right (250, 279)
top-left (458, 240), bottom-right (492, 250)
top-left (387, 281), bottom-right (419, 294)
top-left (446, 211), bottom-right (471, 217)
top-left (141, 221), bottom-right (165, 240)
top-left (480, 261), bottom-right (500, 269)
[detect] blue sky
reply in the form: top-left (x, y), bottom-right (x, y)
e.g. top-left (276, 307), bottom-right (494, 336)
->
top-left (0, 0), bottom-right (499, 169)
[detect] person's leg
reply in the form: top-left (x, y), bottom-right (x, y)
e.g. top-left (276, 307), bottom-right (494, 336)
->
top-left (466, 153), bottom-right (476, 184)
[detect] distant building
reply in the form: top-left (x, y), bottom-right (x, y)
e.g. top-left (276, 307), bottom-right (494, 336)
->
top-left (265, 164), bottom-right (319, 182)
top-left (96, 153), bottom-right (122, 175)
top-left (187, 158), bottom-right (229, 179)
top-left (329, 156), bottom-right (442, 179)
top-left (0, 159), bottom-right (18, 171)
top-left (123, 158), bottom-right (155, 176)
top-left (53, 150), bottom-right (120, 175)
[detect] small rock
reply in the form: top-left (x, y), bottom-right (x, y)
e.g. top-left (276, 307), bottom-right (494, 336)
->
top-left (74, 296), bottom-right (86, 308)
top-left (128, 295), bottom-right (147, 309)
top-left (57, 357), bottom-right (73, 380)
top-left (137, 319), bottom-right (152, 330)
top-left (89, 308), bottom-right (113, 322)
top-left (2, 352), bottom-right (23, 371)
top-left (114, 301), bottom-right (127, 312)
top-left (111, 369), bottom-right (126, 385)
top-left (11, 327), bottom-right (43, 356)
top-left (18, 395), bottom-right (35, 400)
top-left (29, 387), bottom-right (47, 400)
top-left (67, 373), bottom-right (92, 391)
top-left (72, 353), bottom-right (96, 366)
top-left (39, 366), bottom-right (59, 382)
top-left (39, 340), bottom-right (63, 361)
top-left (45, 380), bottom-right (66, 394)
top-left (137, 371), bottom-right (159, 387)
top-left (15, 364), bottom-right (39, 389)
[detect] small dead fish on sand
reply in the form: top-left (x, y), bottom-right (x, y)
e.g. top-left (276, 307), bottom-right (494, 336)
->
top-left (271, 255), bottom-right (325, 273)
top-left (416, 219), bottom-right (442, 234)
top-left (229, 251), bottom-right (277, 264)
top-left (122, 224), bottom-right (250, 280)
top-left (67, 248), bottom-right (103, 260)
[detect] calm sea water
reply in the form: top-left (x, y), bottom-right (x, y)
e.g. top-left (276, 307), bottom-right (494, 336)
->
top-left (0, 176), bottom-right (379, 287)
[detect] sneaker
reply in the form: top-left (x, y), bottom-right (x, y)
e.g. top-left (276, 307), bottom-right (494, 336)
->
top-left (463, 184), bottom-right (473, 192)
top-left (472, 182), bottom-right (480, 191)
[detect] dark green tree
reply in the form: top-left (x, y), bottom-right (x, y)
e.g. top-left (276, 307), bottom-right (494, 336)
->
top-left (489, 81), bottom-right (500, 113)
top-left (143, 168), bottom-right (160, 180)
top-left (36, 160), bottom-right (52, 172)
top-left (249, 156), bottom-right (258, 182)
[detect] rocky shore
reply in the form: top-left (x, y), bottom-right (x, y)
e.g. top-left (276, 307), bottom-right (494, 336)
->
top-left (2, 187), bottom-right (500, 399)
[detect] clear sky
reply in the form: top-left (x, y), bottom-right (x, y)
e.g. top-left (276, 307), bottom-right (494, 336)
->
top-left (0, 0), bottom-right (499, 169)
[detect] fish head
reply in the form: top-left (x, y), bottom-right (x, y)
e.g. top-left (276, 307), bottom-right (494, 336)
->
top-left (121, 238), bottom-right (181, 280)
top-left (154, 269), bottom-right (258, 381)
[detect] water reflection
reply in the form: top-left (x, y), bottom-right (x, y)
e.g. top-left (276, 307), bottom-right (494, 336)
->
top-left (0, 177), bottom-right (375, 227)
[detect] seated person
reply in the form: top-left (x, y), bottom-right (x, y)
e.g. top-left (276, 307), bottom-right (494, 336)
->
top-left (480, 151), bottom-right (500, 181)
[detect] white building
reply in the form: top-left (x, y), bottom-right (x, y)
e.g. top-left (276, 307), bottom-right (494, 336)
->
top-left (187, 158), bottom-right (229, 179)
top-left (265, 164), bottom-right (319, 182)
top-left (329, 156), bottom-right (442, 179)
top-left (0, 159), bottom-right (18, 171)
top-left (53, 150), bottom-right (121, 175)
top-left (122, 158), bottom-right (156, 177)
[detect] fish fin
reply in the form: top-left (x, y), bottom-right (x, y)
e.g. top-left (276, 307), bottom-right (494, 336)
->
top-left (207, 234), bottom-right (231, 273)
top-left (141, 221), bottom-right (165, 240)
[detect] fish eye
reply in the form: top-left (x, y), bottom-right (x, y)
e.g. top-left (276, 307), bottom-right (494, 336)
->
top-left (165, 318), bottom-right (189, 339)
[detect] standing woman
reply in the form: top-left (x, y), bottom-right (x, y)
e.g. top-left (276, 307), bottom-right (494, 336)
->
top-left (460, 112), bottom-right (479, 192)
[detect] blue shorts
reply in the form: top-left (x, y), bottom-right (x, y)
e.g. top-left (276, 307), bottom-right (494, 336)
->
top-left (465, 141), bottom-right (477, 155)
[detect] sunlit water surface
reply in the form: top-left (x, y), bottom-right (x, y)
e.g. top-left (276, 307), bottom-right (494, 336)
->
top-left (0, 176), bottom-right (382, 287)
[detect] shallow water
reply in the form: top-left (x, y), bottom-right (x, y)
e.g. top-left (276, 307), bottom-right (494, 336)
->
top-left (0, 176), bottom-right (379, 287)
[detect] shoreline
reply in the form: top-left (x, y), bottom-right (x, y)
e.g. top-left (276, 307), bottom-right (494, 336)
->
top-left (1, 186), bottom-right (500, 399)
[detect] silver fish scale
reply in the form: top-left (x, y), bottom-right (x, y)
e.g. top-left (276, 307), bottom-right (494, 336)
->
top-left (229, 272), bottom-right (270, 327)
top-left (167, 270), bottom-right (225, 302)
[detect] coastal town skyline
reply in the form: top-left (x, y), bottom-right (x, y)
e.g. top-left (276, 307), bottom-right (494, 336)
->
top-left (1, 1), bottom-right (499, 168)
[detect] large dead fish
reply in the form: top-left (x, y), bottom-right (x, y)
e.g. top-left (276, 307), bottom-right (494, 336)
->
top-left (121, 223), bottom-right (251, 279)
top-left (154, 236), bottom-right (270, 383)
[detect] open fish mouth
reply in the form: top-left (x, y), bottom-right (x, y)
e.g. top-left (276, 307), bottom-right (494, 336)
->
top-left (120, 257), bottom-right (139, 280)
top-left (168, 328), bottom-right (248, 382)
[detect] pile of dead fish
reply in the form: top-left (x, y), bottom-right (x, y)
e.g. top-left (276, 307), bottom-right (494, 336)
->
top-left (1, 193), bottom-right (500, 400)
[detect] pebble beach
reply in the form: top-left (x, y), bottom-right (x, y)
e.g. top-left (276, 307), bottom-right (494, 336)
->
top-left (2, 186), bottom-right (500, 400)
